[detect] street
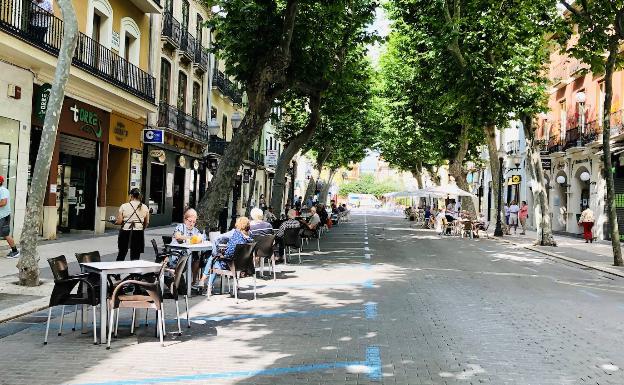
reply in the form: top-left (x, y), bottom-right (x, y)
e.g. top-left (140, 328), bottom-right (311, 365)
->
top-left (1, 211), bottom-right (624, 384)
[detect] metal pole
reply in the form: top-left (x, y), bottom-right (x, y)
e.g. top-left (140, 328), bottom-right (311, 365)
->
top-left (494, 157), bottom-right (504, 236)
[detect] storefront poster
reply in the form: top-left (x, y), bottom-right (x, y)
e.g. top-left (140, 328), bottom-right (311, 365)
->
top-left (130, 149), bottom-right (142, 189)
top-left (166, 172), bottom-right (174, 197)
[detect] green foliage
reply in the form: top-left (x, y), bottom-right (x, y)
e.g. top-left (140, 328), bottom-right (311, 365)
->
top-left (338, 174), bottom-right (401, 196)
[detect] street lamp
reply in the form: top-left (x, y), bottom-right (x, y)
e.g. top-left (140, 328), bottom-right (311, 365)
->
top-left (231, 111), bottom-right (242, 130)
top-left (494, 145), bottom-right (506, 237)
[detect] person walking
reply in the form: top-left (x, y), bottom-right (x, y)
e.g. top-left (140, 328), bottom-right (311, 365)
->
top-left (519, 201), bottom-right (529, 235)
top-left (578, 206), bottom-right (595, 243)
top-left (115, 188), bottom-right (149, 261)
top-left (0, 176), bottom-right (19, 258)
top-left (508, 200), bottom-right (520, 234)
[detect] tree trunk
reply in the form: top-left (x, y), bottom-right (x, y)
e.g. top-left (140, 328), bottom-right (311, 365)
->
top-left (17, 0), bottom-right (78, 286)
top-left (603, 41), bottom-right (623, 266)
top-left (320, 168), bottom-right (337, 204)
top-left (484, 124), bottom-right (507, 233)
top-left (270, 92), bottom-right (322, 216)
top-left (448, 126), bottom-right (476, 214)
top-left (522, 115), bottom-right (556, 246)
top-left (411, 163), bottom-right (424, 189)
top-left (425, 164), bottom-right (441, 185)
top-left (244, 168), bottom-right (258, 218)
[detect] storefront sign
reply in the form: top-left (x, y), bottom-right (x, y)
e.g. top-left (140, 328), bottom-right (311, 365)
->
top-left (178, 155), bottom-right (186, 168)
top-left (150, 149), bottom-right (166, 163)
top-left (58, 98), bottom-right (109, 143)
top-left (70, 104), bottom-right (103, 138)
top-left (507, 175), bottom-right (522, 185)
top-left (541, 159), bottom-right (551, 170)
top-left (265, 149), bottom-right (278, 167)
top-left (143, 128), bottom-right (164, 144)
top-left (109, 113), bottom-right (143, 149)
top-left (34, 83), bottom-right (52, 121)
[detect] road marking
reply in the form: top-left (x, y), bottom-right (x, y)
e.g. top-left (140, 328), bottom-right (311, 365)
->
top-left (578, 289), bottom-right (600, 298)
top-left (74, 346), bottom-right (382, 385)
top-left (364, 302), bottom-right (378, 320)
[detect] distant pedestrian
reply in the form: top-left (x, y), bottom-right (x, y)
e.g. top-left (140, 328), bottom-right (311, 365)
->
top-left (519, 201), bottom-right (529, 235)
top-left (579, 206), bottom-right (595, 243)
top-left (435, 208), bottom-right (446, 235)
top-left (30, 0), bottom-right (53, 43)
top-left (0, 176), bottom-right (19, 259)
top-left (115, 188), bottom-right (150, 261)
top-left (508, 200), bottom-right (520, 234)
top-left (504, 203), bottom-right (510, 226)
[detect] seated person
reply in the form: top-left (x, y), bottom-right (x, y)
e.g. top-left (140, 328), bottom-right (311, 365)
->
top-left (316, 204), bottom-right (328, 227)
top-left (338, 204), bottom-right (346, 213)
top-left (301, 206), bottom-right (321, 237)
top-left (196, 217), bottom-right (252, 293)
top-left (263, 206), bottom-right (277, 222)
top-left (172, 208), bottom-right (206, 283)
top-left (275, 209), bottom-right (303, 259)
top-left (249, 207), bottom-right (273, 238)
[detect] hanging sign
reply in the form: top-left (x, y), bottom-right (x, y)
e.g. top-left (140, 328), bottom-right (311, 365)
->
top-left (243, 169), bottom-right (252, 183)
top-left (143, 128), bottom-right (164, 144)
top-left (508, 175), bottom-right (522, 185)
top-left (541, 158), bottom-right (552, 170)
top-left (265, 149), bottom-right (278, 167)
top-left (34, 83), bottom-right (52, 121)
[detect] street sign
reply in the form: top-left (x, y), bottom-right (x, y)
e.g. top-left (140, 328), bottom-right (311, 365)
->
top-left (508, 175), bottom-right (522, 185)
top-left (265, 149), bottom-right (278, 167)
top-left (541, 158), bottom-right (551, 170)
top-left (243, 169), bottom-right (252, 183)
top-left (143, 128), bottom-right (164, 144)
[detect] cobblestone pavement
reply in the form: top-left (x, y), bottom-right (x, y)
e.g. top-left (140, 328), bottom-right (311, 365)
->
top-left (2, 212), bottom-right (624, 384)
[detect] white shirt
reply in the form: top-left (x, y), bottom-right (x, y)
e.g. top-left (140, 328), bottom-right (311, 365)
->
top-left (509, 204), bottom-right (520, 214)
top-left (31, 0), bottom-right (53, 27)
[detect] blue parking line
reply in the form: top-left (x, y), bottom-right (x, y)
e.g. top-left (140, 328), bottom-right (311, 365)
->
top-left (74, 346), bottom-right (382, 385)
top-left (364, 302), bottom-right (378, 320)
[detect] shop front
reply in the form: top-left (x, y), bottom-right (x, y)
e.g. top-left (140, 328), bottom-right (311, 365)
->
top-left (105, 112), bottom-right (144, 228)
top-left (144, 131), bottom-right (207, 227)
top-left (32, 95), bottom-right (110, 239)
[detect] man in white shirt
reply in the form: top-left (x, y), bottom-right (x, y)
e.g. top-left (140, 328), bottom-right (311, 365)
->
top-left (0, 176), bottom-right (18, 258)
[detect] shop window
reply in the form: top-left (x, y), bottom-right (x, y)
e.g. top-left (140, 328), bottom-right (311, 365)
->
top-left (160, 59), bottom-right (171, 104)
top-left (149, 162), bottom-right (165, 214)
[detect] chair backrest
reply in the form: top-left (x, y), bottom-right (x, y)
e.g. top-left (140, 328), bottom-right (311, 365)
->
top-left (232, 242), bottom-right (257, 273)
top-left (209, 231), bottom-right (221, 243)
top-left (283, 228), bottom-right (301, 247)
top-left (254, 235), bottom-right (275, 258)
top-left (48, 255), bottom-right (70, 281)
top-left (75, 251), bottom-right (101, 264)
top-left (463, 221), bottom-right (473, 230)
top-left (172, 254), bottom-right (189, 295)
top-left (162, 235), bottom-right (172, 246)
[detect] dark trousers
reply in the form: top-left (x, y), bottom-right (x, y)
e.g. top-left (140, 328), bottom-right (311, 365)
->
top-left (29, 25), bottom-right (48, 43)
top-left (117, 229), bottom-right (145, 261)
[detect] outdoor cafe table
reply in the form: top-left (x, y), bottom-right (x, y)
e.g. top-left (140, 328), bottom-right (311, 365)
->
top-left (167, 241), bottom-right (213, 298)
top-left (81, 260), bottom-right (164, 344)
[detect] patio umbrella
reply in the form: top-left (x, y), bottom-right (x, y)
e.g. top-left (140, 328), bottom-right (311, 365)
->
top-left (422, 184), bottom-right (476, 197)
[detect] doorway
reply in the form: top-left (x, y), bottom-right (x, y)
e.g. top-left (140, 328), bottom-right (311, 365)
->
top-left (56, 154), bottom-right (98, 232)
top-left (172, 166), bottom-right (186, 223)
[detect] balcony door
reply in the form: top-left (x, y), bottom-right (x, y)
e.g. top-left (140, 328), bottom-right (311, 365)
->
top-left (159, 59), bottom-right (171, 105)
top-left (192, 82), bottom-right (201, 119)
top-left (178, 71), bottom-right (187, 113)
top-left (196, 14), bottom-right (203, 47)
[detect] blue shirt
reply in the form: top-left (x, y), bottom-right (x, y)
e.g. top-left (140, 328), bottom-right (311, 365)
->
top-left (173, 223), bottom-right (204, 239)
top-left (224, 230), bottom-right (252, 259)
top-left (0, 186), bottom-right (10, 219)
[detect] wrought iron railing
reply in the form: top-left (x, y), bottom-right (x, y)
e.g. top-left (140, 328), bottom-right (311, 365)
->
top-left (194, 44), bottom-right (208, 71)
top-left (212, 70), bottom-right (243, 104)
top-left (548, 135), bottom-right (563, 153)
top-left (207, 135), bottom-right (228, 155)
top-left (161, 11), bottom-right (181, 48)
top-left (180, 29), bottom-right (196, 59)
top-left (247, 149), bottom-right (264, 164)
top-left (157, 102), bottom-right (209, 142)
top-left (0, 0), bottom-right (155, 102)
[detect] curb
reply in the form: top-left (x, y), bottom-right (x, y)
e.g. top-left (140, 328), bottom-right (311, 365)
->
top-left (487, 236), bottom-right (624, 279)
top-left (0, 303), bottom-right (49, 324)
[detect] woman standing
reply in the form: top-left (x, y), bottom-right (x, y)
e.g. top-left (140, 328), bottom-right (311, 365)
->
top-left (115, 188), bottom-right (150, 261)
top-left (518, 201), bottom-right (529, 235)
top-left (579, 206), bottom-right (595, 243)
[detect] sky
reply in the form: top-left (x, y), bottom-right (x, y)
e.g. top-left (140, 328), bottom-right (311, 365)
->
top-left (367, 6), bottom-right (391, 66)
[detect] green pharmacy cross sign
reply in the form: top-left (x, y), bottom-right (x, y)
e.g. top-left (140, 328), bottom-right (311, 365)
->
top-left (70, 104), bottom-right (102, 138)
top-left (34, 83), bottom-right (52, 121)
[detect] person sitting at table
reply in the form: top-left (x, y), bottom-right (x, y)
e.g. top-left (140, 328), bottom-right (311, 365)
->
top-left (250, 207), bottom-right (273, 238)
top-left (275, 209), bottom-right (303, 261)
top-left (263, 206), bottom-right (277, 222)
top-left (301, 206), bottom-right (321, 237)
top-left (316, 204), bottom-right (329, 228)
top-left (444, 209), bottom-right (456, 235)
top-left (172, 208), bottom-right (206, 283)
top-left (196, 217), bottom-right (253, 294)
top-left (435, 208), bottom-right (446, 235)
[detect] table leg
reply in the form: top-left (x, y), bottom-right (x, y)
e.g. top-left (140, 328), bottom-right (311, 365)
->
top-left (187, 254), bottom-right (192, 298)
top-left (100, 271), bottom-right (108, 344)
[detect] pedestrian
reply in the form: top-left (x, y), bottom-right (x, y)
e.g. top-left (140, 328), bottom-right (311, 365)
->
top-left (435, 208), bottom-right (446, 235)
top-left (504, 203), bottom-right (510, 226)
top-left (508, 200), bottom-right (520, 234)
top-left (0, 176), bottom-right (19, 259)
top-left (30, 0), bottom-right (53, 43)
top-left (259, 194), bottom-right (267, 211)
top-left (115, 188), bottom-right (149, 261)
top-left (294, 196), bottom-right (302, 211)
top-left (519, 201), bottom-right (529, 235)
top-left (578, 206), bottom-right (595, 243)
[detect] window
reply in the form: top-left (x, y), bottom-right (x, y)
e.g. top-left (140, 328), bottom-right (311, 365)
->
top-left (211, 107), bottom-right (217, 120)
top-left (164, 0), bottom-right (173, 13)
top-left (192, 82), bottom-right (201, 118)
top-left (92, 14), bottom-right (101, 42)
top-left (149, 162), bottom-right (166, 214)
top-left (159, 59), bottom-right (171, 104)
top-left (599, 81), bottom-right (605, 126)
top-left (88, 0), bottom-right (113, 49)
top-left (222, 114), bottom-right (228, 138)
top-left (559, 100), bottom-right (566, 140)
top-left (182, 0), bottom-right (190, 31)
top-left (178, 71), bottom-right (187, 112)
top-left (119, 17), bottom-right (141, 66)
top-left (196, 14), bottom-right (204, 46)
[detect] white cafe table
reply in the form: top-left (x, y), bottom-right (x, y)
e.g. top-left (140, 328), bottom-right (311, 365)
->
top-left (81, 260), bottom-right (164, 344)
top-left (167, 241), bottom-right (213, 297)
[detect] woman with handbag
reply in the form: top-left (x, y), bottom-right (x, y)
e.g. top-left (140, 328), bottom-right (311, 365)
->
top-left (115, 188), bottom-right (150, 261)
top-left (578, 206), bottom-right (595, 243)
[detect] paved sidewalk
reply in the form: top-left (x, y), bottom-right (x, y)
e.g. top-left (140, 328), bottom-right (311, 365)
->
top-left (487, 228), bottom-right (624, 278)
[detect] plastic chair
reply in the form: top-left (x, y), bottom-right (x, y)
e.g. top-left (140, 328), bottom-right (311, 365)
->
top-left (461, 221), bottom-right (474, 238)
top-left (162, 254), bottom-right (190, 335)
top-left (208, 242), bottom-right (257, 301)
top-left (254, 235), bottom-right (276, 280)
top-left (283, 228), bottom-right (302, 264)
top-left (45, 255), bottom-right (100, 345)
top-left (107, 262), bottom-right (167, 349)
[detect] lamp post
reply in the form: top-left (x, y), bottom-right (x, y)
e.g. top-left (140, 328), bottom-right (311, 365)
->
top-left (494, 146), bottom-right (506, 237)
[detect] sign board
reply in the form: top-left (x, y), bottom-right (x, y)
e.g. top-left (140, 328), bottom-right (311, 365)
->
top-left (508, 175), bottom-right (522, 185)
top-left (243, 169), bottom-right (252, 183)
top-left (111, 31), bottom-right (120, 51)
top-left (143, 128), bottom-right (164, 144)
top-left (34, 83), bottom-right (52, 121)
top-left (265, 149), bottom-right (278, 167)
top-left (541, 158), bottom-right (551, 170)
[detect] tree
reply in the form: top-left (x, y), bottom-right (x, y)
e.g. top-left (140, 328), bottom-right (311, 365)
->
top-left (558, 0), bottom-right (624, 265)
top-left (17, 0), bottom-right (79, 286)
top-left (199, 0), bottom-right (377, 229)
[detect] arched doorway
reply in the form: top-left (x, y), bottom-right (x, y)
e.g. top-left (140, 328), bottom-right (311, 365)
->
top-left (553, 171), bottom-right (568, 231)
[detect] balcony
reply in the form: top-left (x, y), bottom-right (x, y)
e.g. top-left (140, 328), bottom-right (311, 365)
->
top-left (0, 1), bottom-right (155, 103)
top-left (549, 57), bottom-right (588, 86)
top-left (548, 135), bottom-right (563, 153)
top-left (179, 30), bottom-right (196, 63)
top-left (157, 102), bottom-right (209, 142)
top-left (247, 148), bottom-right (265, 165)
top-left (207, 135), bottom-right (228, 155)
top-left (161, 11), bottom-right (181, 50)
top-left (212, 70), bottom-right (243, 105)
top-left (193, 44), bottom-right (208, 73)
top-left (129, 0), bottom-right (162, 14)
